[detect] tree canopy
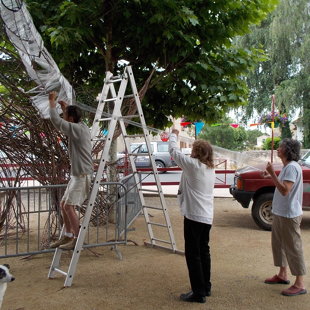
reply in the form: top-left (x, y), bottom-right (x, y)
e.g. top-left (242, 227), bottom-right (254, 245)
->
top-left (22, 0), bottom-right (278, 127)
top-left (237, 0), bottom-right (310, 146)
top-left (199, 117), bottom-right (263, 151)
top-left (0, 0), bottom-right (278, 184)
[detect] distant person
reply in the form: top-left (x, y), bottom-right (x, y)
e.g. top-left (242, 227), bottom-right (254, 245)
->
top-left (169, 129), bottom-right (215, 303)
top-left (263, 138), bottom-right (306, 296)
top-left (48, 91), bottom-right (93, 250)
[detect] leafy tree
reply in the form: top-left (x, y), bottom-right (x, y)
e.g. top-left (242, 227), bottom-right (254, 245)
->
top-left (18, 0), bottom-right (277, 128)
top-left (199, 118), bottom-right (263, 150)
top-left (0, 0), bottom-right (278, 183)
top-left (246, 129), bottom-right (265, 149)
top-left (237, 0), bottom-right (309, 146)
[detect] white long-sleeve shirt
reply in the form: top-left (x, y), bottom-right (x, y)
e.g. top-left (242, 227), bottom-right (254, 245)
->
top-left (169, 134), bottom-right (215, 224)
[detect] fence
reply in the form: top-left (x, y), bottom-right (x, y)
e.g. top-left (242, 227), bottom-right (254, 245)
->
top-left (137, 159), bottom-right (235, 188)
top-left (0, 159), bottom-right (234, 258)
top-left (0, 177), bottom-right (142, 258)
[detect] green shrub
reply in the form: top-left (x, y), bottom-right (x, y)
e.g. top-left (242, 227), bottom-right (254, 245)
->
top-left (263, 137), bottom-right (281, 150)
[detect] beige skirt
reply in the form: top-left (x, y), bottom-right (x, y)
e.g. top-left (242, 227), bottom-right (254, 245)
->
top-left (61, 174), bottom-right (92, 206)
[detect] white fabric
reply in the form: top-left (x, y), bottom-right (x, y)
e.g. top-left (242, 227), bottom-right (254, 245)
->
top-left (169, 134), bottom-right (215, 224)
top-left (0, 0), bottom-right (74, 118)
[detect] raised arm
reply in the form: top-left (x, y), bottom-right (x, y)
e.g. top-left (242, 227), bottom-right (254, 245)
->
top-left (49, 91), bottom-right (72, 135)
top-left (169, 129), bottom-right (196, 171)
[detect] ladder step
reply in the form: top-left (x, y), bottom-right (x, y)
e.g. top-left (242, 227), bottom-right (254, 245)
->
top-left (137, 171), bottom-right (155, 174)
top-left (97, 117), bottom-right (112, 122)
top-left (151, 237), bottom-right (172, 244)
top-left (53, 268), bottom-right (68, 276)
top-left (121, 114), bottom-right (139, 119)
top-left (91, 137), bottom-right (106, 142)
top-left (129, 153), bottom-right (152, 156)
top-left (108, 76), bottom-right (123, 83)
top-left (103, 97), bottom-right (117, 102)
top-left (124, 134), bottom-right (145, 138)
top-left (124, 94), bottom-right (134, 99)
top-left (147, 221), bottom-right (167, 228)
top-left (144, 241), bottom-right (181, 253)
top-left (141, 189), bottom-right (159, 193)
top-left (143, 205), bottom-right (162, 210)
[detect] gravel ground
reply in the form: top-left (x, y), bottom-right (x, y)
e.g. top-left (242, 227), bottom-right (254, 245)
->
top-left (2, 197), bottom-right (310, 310)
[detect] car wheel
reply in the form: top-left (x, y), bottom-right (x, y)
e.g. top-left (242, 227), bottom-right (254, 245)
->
top-left (251, 192), bottom-right (273, 231)
top-left (155, 160), bottom-right (166, 173)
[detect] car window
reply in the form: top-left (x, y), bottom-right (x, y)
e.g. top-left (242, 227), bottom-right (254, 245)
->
top-left (140, 144), bottom-right (154, 153)
top-left (130, 144), bottom-right (141, 152)
top-left (157, 144), bottom-right (169, 152)
top-left (300, 151), bottom-right (310, 167)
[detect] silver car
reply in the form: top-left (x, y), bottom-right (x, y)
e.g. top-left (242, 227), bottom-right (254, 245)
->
top-left (129, 141), bottom-right (176, 171)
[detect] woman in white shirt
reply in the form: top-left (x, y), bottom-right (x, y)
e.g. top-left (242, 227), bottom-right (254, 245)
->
top-left (169, 129), bottom-right (215, 304)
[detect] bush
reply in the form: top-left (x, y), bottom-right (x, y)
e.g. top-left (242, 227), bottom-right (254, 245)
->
top-left (263, 137), bottom-right (281, 150)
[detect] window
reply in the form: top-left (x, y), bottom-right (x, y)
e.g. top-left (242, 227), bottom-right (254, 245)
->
top-left (140, 144), bottom-right (154, 153)
top-left (157, 143), bottom-right (169, 152)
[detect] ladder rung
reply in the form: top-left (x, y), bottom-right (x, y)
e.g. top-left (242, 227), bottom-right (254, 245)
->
top-left (141, 189), bottom-right (159, 193)
top-left (108, 77), bottom-right (123, 83)
top-left (129, 153), bottom-right (152, 156)
top-left (137, 171), bottom-right (154, 174)
top-left (121, 115), bottom-right (139, 119)
top-left (123, 94), bottom-right (134, 99)
top-left (151, 237), bottom-right (171, 244)
top-left (104, 98), bottom-right (117, 102)
top-left (124, 134), bottom-right (145, 138)
top-left (143, 205), bottom-right (162, 210)
top-left (144, 242), bottom-right (180, 253)
top-left (147, 221), bottom-right (167, 228)
top-left (53, 268), bottom-right (68, 276)
top-left (91, 137), bottom-right (106, 142)
top-left (97, 118), bottom-right (112, 122)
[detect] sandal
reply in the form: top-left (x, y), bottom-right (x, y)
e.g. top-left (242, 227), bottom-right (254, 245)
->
top-left (264, 275), bottom-right (290, 285)
top-left (281, 285), bottom-right (307, 296)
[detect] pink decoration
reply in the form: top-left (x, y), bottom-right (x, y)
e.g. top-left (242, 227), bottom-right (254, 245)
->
top-left (160, 132), bottom-right (169, 142)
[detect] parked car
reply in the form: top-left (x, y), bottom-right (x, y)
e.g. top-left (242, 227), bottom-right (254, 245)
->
top-left (229, 151), bottom-right (310, 231)
top-left (132, 141), bottom-right (177, 171)
top-left (118, 141), bottom-right (176, 171)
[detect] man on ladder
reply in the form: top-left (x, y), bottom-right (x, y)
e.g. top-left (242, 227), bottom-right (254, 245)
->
top-left (48, 66), bottom-right (178, 286)
top-left (48, 91), bottom-right (93, 250)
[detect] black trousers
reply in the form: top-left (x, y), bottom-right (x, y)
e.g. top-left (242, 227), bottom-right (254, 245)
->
top-left (184, 217), bottom-right (212, 297)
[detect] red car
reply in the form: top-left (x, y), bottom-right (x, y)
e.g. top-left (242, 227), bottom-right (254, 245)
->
top-left (230, 151), bottom-right (310, 230)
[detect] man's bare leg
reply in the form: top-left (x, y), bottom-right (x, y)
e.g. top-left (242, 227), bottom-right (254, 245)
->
top-left (58, 204), bottom-right (79, 250)
top-left (63, 204), bottom-right (80, 237)
top-left (60, 201), bottom-right (72, 235)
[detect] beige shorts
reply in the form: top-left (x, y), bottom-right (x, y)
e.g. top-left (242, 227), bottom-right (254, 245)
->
top-left (61, 174), bottom-right (92, 206)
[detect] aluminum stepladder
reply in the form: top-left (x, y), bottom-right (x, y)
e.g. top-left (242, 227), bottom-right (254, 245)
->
top-left (48, 66), bottom-right (178, 287)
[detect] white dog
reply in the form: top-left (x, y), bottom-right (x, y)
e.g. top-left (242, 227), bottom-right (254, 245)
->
top-left (0, 264), bottom-right (15, 309)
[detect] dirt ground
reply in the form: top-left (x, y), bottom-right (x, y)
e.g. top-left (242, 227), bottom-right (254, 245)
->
top-left (2, 197), bottom-right (310, 310)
